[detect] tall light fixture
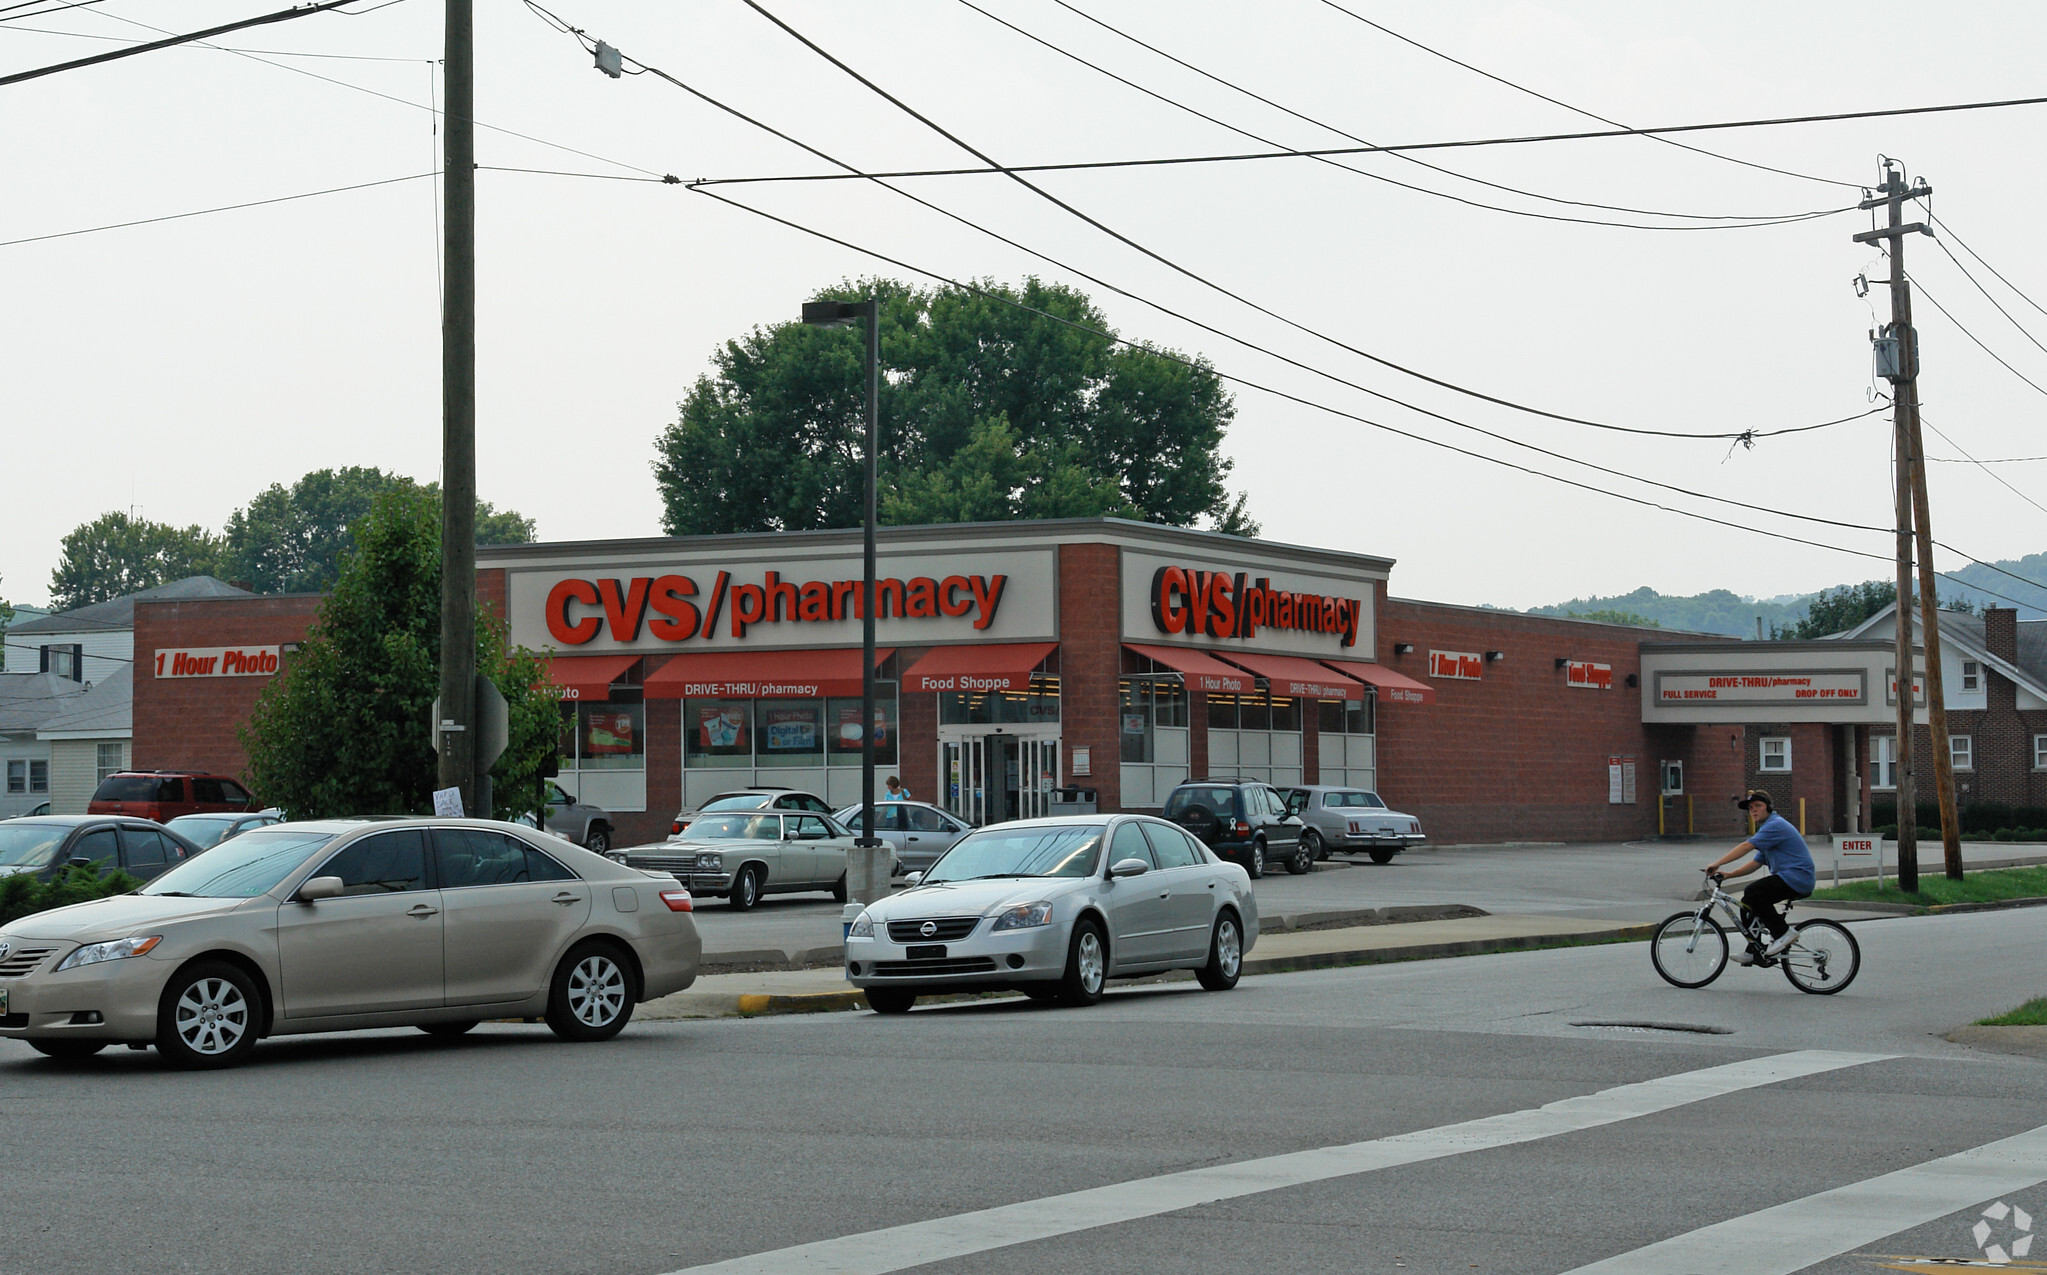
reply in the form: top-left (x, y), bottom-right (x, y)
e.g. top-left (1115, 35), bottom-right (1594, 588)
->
top-left (802, 297), bottom-right (885, 901)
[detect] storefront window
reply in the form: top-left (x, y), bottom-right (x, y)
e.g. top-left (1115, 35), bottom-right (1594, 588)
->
top-left (1317, 696), bottom-right (1375, 735)
top-left (1269, 695), bottom-right (1299, 731)
top-left (939, 676), bottom-right (1061, 727)
top-left (685, 699), bottom-right (755, 770)
top-left (759, 701), bottom-right (825, 768)
top-left (577, 702), bottom-right (645, 770)
top-left (1207, 692), bottom-right (1239, 730)
top-left (1239, 690), bottom-right (1271, 731)
top-left (826, 692), bottom-right (900, 767)
top-left (1119, 675), bottom-right (1188, 763)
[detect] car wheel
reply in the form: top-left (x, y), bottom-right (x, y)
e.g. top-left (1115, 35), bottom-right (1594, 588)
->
top-left (418, 1021), bottom-right (479, 1039)
top-left (1057, 917), bottom-right (1108, 1006)
top-left (584, 825), bottom-right (611, 855)
top-left (728, 866), bottom-right (762, 910)
top-left (865, 988), bottom-right (916, 1015)
top-left (28, 1039), bottom-right (107, 1060)
top-left (156, 960), bottom-right (261, 1070)
top-left (1369, 848), bottom-right (1396, 865)
top-left (1286, 842), bottom-right (1313, 874)
top-left (545, 941), bottom-right (638, 1042)
top-left (1196, 911), bottom-right (1244, 992)
top-left (1245, 840), bottom-right (1265, 879)
top-left (831, 872), bottom-right (849, 903)
top-left (1300, 828), bottom-right (1326, 862)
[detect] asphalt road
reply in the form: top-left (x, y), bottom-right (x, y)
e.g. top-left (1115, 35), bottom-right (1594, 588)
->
top-left (0, 906), bottom-right (2040, 1274)
top-left (690, 837), bottom-right (2047, 960)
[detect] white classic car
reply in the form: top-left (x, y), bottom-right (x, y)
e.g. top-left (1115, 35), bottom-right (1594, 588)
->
top-left (623, 811), bottom-right (857, 909)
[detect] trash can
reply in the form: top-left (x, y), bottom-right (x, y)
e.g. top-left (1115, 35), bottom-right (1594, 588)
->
top-left (1047, 786), bottom-right (1098, 816)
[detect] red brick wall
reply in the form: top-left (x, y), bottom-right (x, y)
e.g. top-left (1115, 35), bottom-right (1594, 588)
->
top-left (1058, 544), bottom-right (1121, 809)
top-left (133, 596), bottom-right (323, 786)
top-left (1741, 723), bottom-right (1839, 834)
top-left (617, 689), bottom-right (679, 848)
top-left (1374, 599), bottom-right (1739, 843)
top-left (899, 648), bottom-right (938, 806)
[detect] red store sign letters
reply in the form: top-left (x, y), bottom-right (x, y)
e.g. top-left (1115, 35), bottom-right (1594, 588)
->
top-left (1149, 566), bottom-right (1362, 648)
top-left (544, 571), bottom-right (1008, 646)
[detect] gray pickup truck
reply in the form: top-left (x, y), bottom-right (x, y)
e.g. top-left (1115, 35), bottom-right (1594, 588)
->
top-left (543, 782), bottom-right (616, 856)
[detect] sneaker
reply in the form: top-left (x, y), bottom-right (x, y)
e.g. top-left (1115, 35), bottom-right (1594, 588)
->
top-left (1733, 948), bottom-right (1759, 967)
top-left (1764, 930), bottom-right (1797, 957)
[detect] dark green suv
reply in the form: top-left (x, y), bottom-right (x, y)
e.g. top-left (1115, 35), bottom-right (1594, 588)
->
top-left (1161, 778), bottom-right (1308, 879)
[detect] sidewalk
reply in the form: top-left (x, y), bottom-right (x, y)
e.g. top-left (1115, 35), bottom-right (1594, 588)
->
top-left (638, 908), bottom-right (1804, 1020)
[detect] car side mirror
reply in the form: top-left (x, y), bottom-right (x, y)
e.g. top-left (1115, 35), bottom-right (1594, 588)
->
top-left (296, 875), bottom-right (344, 903)
top-left (903, 871), bottom-right (924, 887)
top-left (1108, 858), bottom-right (1150, 878)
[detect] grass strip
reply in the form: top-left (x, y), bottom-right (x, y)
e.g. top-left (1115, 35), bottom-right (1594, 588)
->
top-left (1977, 997), bottom-right (2047, 1027)
top-left (1807, 864), bottom-right (2047, 907)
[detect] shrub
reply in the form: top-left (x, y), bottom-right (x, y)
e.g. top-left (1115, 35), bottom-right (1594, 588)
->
top-left (0, 864), bottom-right (143, 929)
top-left (1961, 801), bottom-right (2012, 834)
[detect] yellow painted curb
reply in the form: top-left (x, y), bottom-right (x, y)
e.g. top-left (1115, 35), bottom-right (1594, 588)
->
top-left (735, 994), bottom-right (772, 1014)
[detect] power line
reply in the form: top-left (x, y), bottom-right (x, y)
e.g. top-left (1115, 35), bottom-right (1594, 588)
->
top-left (0, 0), bottom-right (107, 22)
top-left (732, 0), bottom-right (1868, 445)
top-left (1905, 268), bottom-right (2047, 400)
top-left (0, 171), bottom-right (436, 249)
top-left (688, 90), bottom-right (2047, 188)
top-left (0, 0), bottom-right (358, 87)
top-left (1929, 214), bottom-right (2047, 323)
top-left (522, 7), bottom-right (1876, 452)
top-left (2, 20), bottom-right (431, 61)
top-left (967, 0), bottom-right (1835, 231)
top-left (687, 179), bottom-right (2047, 613)
top-left (1310, 0), bottom-right (1861, 191)
top-left (1918, 411), bottom-right (2047, 518)
top-left (1927, 453), bottom-right (2047, 463)
top-left (1925, 232), bottom-right (2047, 361)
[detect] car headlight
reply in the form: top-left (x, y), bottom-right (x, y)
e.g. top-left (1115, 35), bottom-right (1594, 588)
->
top-left (56, 934), bottom-right (162, 971)
top-left (990, 901), bottom-right (1054, 931)
top-left (848, 911), bottom-right (874, 938)
top-left (695, 852), bottom-right (723, 869)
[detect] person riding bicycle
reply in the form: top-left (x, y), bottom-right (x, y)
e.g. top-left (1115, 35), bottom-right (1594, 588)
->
top-left (1702, 789), bottom-right (1816, 964)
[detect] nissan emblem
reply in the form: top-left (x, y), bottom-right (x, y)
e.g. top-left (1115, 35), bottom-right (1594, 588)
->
top-left (919, 921), bottom-right (938, 939)
top-left (0, 942), bottom-right (10, 961)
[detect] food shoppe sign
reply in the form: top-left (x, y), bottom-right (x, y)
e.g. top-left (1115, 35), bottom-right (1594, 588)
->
top-left (505, 548), bottom-right (1057, 652)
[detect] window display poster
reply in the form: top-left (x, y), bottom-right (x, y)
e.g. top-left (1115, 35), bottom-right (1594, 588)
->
top-left (764, 706), bottom-right (820, 753)
top-left (831, 704), bottom-right (887, 752)
top-left (1122, 713), bottom-right (1148, 735)
top-left (585, 710), bottom-right (637, 756)
top-left (698, 706), bottom-right (747, 752)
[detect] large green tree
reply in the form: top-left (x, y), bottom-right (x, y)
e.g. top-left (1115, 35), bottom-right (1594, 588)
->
top-left (219, 466), bottom-right (537, 594)
top-left (49, 512), bottom-right (221, 610)
top-left (653, 277), bottom-right (1257, 536)
top-left (239, 488), bottom-right (558, 819)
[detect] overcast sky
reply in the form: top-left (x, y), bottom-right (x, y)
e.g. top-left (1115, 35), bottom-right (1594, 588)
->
top-left (5, 1), bottom-right (2045, 613)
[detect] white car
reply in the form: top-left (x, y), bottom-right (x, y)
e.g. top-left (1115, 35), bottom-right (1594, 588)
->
top-left (623, 811), bottom-right (856, 909)
top-left (845, 814), bottom-right (1258, 1013)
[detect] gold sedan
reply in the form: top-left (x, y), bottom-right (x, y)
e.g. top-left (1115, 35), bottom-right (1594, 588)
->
top-left (0, 818), bottom-right (701, 1069)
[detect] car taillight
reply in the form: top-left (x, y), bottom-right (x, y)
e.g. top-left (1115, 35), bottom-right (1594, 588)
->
top-left (1232, 821), bottom-right (1250, 835)
top-left (659, 889), bottom-right (693, 912)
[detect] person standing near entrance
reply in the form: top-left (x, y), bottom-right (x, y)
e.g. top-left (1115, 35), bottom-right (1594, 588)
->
top-left (1703, 789), bottom-right (1816, 963)
top-left (883, 776), bottom-right (911, 802)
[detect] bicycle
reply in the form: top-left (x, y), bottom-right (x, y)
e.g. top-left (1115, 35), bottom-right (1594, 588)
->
top-left (1650, 871), bottom-right (1861, 994)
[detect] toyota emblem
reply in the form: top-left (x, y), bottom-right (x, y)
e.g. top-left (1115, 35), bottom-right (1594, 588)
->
top-left (919, 921), bottom-right (938, 939)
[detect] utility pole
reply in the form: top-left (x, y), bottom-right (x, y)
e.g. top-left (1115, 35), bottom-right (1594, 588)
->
top-left (437, 0), bottom-right (478, 815)
top-left (1854, 159), bottom-right (1961, 889)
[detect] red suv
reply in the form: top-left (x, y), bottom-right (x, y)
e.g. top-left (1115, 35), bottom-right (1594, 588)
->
top-left (88, 771), bottom-right (256, 822)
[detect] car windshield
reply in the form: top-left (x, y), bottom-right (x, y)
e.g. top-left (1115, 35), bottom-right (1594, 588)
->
top-left (684, 814), bottom-right (778, 841)
top-left (139, 829), bottom-right (337, 898)
top-left (0, 823), bottom-right (67, 869)
top-left (700, 794), bottom-right (774, 812)
top-left (166, 816), bottom-right (237, 849)
top-left (1163, 787), bottom-right (1236, 817)
top-left (925, 825), bottom-right (1101, 882)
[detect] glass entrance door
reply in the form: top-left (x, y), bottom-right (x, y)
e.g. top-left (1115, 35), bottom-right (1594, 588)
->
top-left (942, 732), bottom-right (1060, 826)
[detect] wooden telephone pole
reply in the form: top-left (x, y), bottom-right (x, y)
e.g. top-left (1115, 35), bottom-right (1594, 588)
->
top-left (1853, 160), bottom-right (1964, 887)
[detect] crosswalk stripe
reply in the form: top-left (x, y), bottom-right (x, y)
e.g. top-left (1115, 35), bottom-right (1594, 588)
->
top-left (662, 1049), bottom-right (1890, 1275)
top-left (1560, 1121), bottom-right (2047, 1274)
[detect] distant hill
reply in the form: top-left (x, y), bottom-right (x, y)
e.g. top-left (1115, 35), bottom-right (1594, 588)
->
top-left (1521, 551), bottom-right (2047, 638)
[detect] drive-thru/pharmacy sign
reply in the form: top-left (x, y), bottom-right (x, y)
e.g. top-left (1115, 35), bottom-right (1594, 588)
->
top-left (1655, 670), bottom-right (1866, 705)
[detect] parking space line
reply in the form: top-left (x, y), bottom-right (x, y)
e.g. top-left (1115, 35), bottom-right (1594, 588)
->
top-left (661, 1049), bottom-right (1890, 1275)
top-left (1559, 1121), bottom-right (2047, 1274)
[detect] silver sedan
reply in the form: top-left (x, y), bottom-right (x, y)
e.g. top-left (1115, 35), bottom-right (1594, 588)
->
top-left (832, 801), bottom-right (972, 874)
top-left (0, 818), bottom-right (701, 1068)
top-left (844, 814), bottom-right (1258, 1013)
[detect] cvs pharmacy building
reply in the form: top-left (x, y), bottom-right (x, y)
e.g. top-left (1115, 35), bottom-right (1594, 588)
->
top-left (482, 519), bottom-right (1426, 845)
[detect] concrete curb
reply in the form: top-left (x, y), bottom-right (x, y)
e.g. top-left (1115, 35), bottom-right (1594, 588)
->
top-left (1946, 1025), bottom-right (2047, 1060)
top-left (1801, 895), bottom-right (2047, 917)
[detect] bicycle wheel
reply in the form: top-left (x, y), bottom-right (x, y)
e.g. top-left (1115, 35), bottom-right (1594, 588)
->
top-left (1780, 919), bottom-right (1860, 995)
top-left (1650, 912), bottom-right (1728, 989)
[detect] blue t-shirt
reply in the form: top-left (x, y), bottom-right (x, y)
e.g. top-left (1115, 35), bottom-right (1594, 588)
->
top-left (1748, 814), bottom-right (1815, 894)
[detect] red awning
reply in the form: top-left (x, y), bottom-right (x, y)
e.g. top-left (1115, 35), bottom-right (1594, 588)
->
top-left (901, 642), bottom-right (1058, 693)
top-left (1323, 659), bottom-right (1436, 706)
top-left (544, 653), bottom-right (641, 701)
top-left (1123, 643), bottom-right (1251, 695)
top-left (643, 648), bottom-right (894, 699)
top-left (1214, 651), bottom-right (1365, 701)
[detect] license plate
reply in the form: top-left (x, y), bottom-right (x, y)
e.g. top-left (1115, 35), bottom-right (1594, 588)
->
top-left (905, 944), bottom-right (947, 961)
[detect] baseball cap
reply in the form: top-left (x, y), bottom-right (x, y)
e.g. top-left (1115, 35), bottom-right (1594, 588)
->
top-left (1733, 789), bottom-right (1774, 810)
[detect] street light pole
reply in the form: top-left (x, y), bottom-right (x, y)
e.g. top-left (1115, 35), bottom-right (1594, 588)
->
top-left (438, 0), bottom-right (478, 816)
top-left (803, 296), bottom-right (887, 904)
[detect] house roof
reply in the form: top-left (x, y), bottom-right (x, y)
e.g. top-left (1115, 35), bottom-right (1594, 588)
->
top-left (1840, 601), bottom-right (2047, 700)
top-left (0, 672), bottom-right (97, 735)
top-left (35, 666), bottom-right (132, 738)
top-left (10, 576), bottom-right (250, 637)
